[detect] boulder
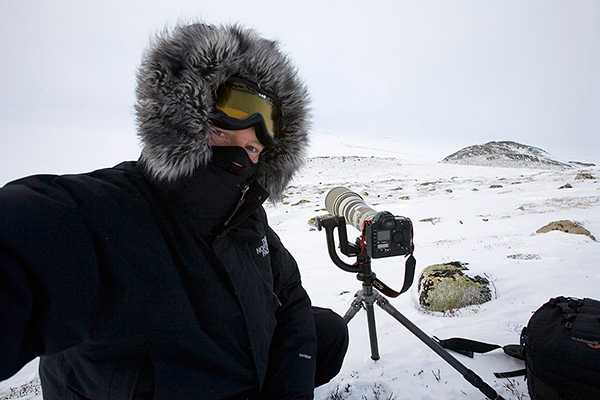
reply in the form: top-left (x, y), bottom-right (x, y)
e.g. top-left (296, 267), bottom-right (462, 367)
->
top-left (418, 262), bottom-right (492, 312)
top-left (536, 220), bottom-right (596, 241)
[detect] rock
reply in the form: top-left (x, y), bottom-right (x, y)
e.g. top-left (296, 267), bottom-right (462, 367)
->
top-left (308, 214), bottom-right (332, 228)
top-left (417, 262), bottom-right (492, 312)
top-left (292, 199), bottom-right (311, 206)
top-left (507, 253), bottom-right (541, 260)
top-left (536, 220), bottom-right (596, 241)
top-left (575, 171), bottom-right (596, 180)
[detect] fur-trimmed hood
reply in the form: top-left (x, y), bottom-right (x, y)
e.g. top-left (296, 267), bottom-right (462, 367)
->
top-left (135, 22), bottom-right (311, 201)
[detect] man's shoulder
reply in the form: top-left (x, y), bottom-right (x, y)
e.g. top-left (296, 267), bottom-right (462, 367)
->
top-left (1, 161), bottom-right (149, 211)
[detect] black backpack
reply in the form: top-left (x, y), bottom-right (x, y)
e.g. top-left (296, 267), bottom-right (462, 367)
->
top-left (436, 297), bottom-right (600, 400)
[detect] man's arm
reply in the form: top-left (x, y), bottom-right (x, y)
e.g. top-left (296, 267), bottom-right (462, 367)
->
top-left (0, 243), bottom-right (41, 381)
top-left (260, 225), bottom-right (317, 399)
top-left (0, 177), bottom-right (98, 380)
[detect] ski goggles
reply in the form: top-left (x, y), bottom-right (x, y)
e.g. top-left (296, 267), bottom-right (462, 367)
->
top-left (213, 77), bottom-right (280, 145)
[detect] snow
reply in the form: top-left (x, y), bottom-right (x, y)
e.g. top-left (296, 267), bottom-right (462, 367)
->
top-left (1, 131), bottom-right (599, 400)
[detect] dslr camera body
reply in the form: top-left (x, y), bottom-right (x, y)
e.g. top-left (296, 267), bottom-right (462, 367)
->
top-left (365, 211), bottom-right (413, 259)
top-left (325, 187), bottom-right (413, 259)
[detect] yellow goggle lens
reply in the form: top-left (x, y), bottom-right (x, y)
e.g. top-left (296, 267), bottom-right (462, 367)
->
top-left (215, 80), bottom-right (278, 138)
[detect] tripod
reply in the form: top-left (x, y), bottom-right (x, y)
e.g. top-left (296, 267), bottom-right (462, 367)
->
top-left (317, 216), bottom-right (505, 400)
top-left (341, 254), bottom-right (397, 361)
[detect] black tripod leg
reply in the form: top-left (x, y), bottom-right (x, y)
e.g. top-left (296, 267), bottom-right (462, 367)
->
top-left (375, 295), bottom-right (505, 400)
top-left (342, 290), bottom-right (381, 360)
top-left (365, 301), bottom-right (380, 360)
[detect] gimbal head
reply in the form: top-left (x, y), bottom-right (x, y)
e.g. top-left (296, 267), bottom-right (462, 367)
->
top-left (316, 215), bottom-right (416, 298)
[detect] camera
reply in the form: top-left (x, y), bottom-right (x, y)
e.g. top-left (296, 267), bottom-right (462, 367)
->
top-left (325, 187), bottom-right (413, 259)
top-left (364, 211), bottom-right (413, 259)
top-left (318, 190), bottom-right (501, 400)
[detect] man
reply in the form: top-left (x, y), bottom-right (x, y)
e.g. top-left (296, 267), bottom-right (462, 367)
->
top-left (0, 22), bottom-right (347, 399)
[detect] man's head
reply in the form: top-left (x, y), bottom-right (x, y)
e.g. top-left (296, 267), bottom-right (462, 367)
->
top-left (135, 22), bottom-right (311, 201)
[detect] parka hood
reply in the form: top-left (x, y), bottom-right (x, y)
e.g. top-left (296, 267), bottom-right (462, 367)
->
top-left (135, 22), bottom-right (311, 201)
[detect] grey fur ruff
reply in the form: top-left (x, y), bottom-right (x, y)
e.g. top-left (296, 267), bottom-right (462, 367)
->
top-left (135, 22), bottom-right (311, 201)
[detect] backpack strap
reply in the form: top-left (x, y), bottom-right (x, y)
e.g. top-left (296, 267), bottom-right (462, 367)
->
top-left (493, 368), bottom-right (527, 379)
top-left (434, 337), bottom-right (526, 378)
top-left (434, 337), bottom-right (501, 358)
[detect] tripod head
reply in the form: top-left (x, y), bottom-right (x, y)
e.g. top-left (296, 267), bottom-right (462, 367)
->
top-left (316, 215), bottom-right (416, 298)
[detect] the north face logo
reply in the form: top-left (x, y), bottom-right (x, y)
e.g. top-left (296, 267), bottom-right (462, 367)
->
top-left (256, 236), bottom-right (269, 257)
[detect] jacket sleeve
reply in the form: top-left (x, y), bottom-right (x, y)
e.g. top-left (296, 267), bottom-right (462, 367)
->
top-left (259, 220), bottom-right (317, 399)
top-left (0, 176), bottom-right (99, 381)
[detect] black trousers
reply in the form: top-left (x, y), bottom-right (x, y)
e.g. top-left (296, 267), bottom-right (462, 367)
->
top-left (313, 307), bottom-right (349, 387)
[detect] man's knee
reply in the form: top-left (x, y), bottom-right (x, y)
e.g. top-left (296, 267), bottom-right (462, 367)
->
top-left (313, 307), bottom-right (348, 387)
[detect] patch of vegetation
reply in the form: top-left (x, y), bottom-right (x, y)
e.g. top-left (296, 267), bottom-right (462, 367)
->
top-left (502, 379), bottom-right (527, 400)
top-left (419, 180), bottom-right (442, 186)
top-left (292, 199), bottom-right (311, 206)
top-left (0, 380), bottom-right (42, 400)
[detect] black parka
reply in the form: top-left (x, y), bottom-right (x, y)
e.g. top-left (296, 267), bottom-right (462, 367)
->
top-left (0, 161), bottom-right (317, 399)
top-left (1, 21), bottom-right (318, 399)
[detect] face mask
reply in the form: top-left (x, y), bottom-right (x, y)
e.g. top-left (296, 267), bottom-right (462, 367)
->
top-left (210, 146), bottom-right (257, 179)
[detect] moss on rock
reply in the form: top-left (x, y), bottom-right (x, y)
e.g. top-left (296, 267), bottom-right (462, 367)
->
top-left (418, 262), bottom-right (492, 312)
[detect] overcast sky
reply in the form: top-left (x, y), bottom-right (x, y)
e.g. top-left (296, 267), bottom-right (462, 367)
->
top-left (1, 0), bottom-right (598, 183)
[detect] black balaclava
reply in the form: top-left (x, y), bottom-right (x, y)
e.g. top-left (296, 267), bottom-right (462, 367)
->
top-left (210, 146), bottom-right (257, 179)
top-left (173, 145), bottom-right (256, 237)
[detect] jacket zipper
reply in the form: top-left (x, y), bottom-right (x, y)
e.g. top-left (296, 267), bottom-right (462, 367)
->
top-left (223, 184), bottom-right (250, 228)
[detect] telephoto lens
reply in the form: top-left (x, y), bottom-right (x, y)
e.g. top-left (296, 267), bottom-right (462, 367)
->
top-left (325, 187), bottom-right (377, 232)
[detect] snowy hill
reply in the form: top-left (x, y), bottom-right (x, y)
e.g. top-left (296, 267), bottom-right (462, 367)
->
top-left (1, 133), bottom-right (599, 400)
top-left (440, 141), bottom-right (596, 170)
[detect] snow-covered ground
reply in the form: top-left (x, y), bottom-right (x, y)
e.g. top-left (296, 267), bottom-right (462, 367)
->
top-left (1, 132), bottom-right (599, 400)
